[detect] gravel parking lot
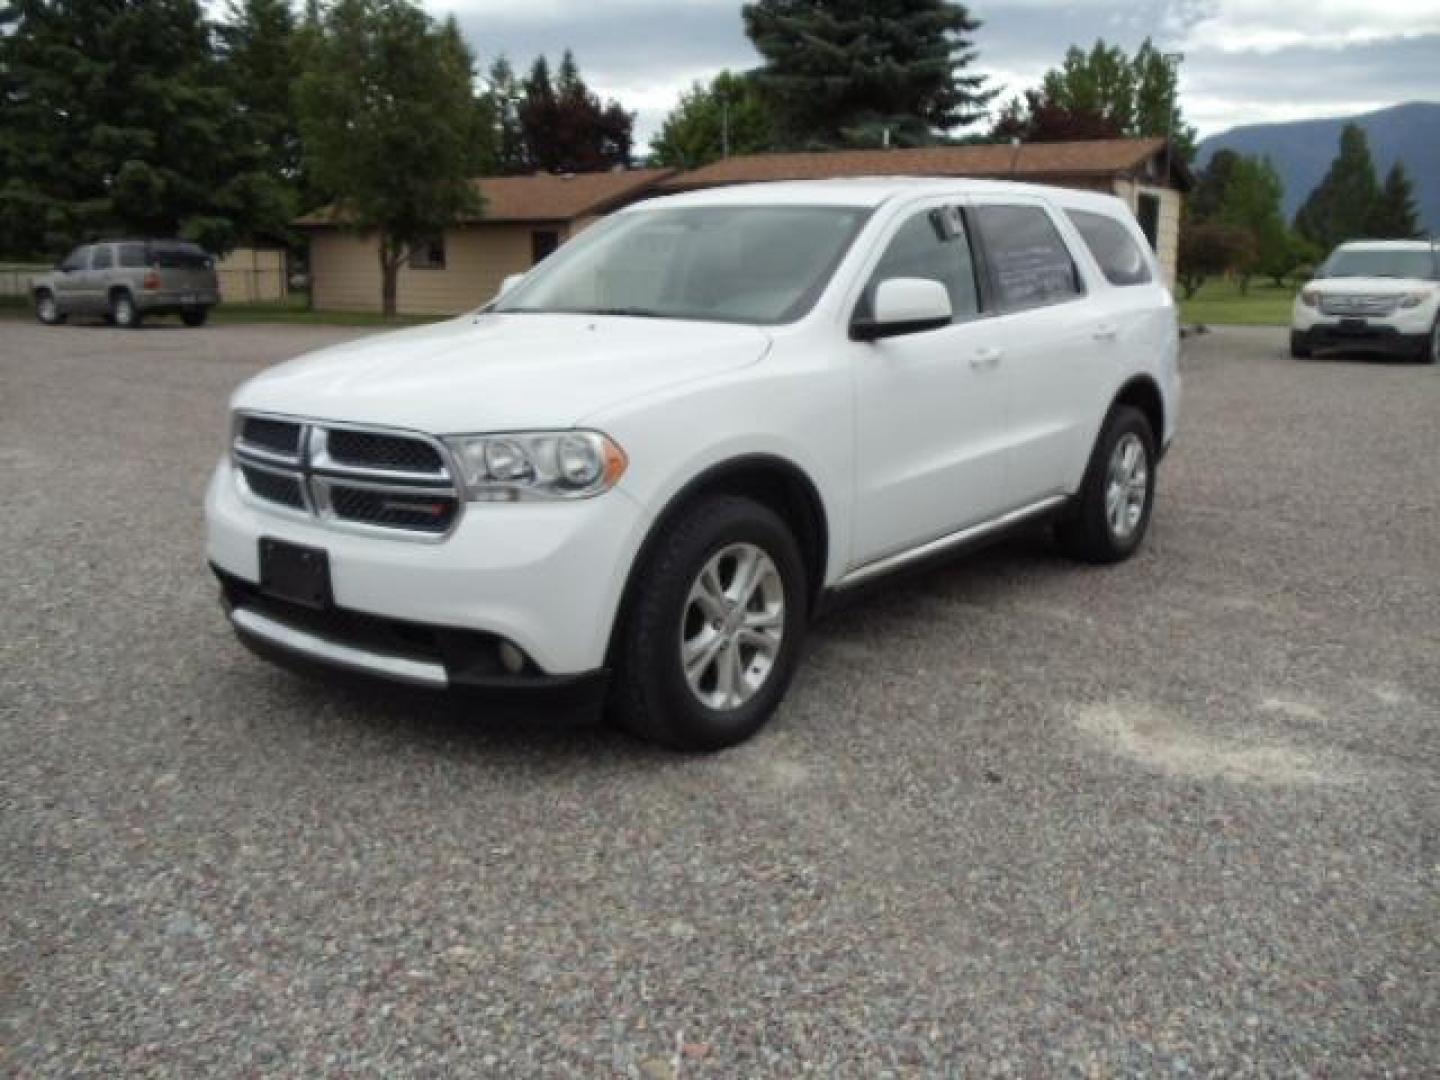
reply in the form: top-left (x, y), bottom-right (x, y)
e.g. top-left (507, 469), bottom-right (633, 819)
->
top-left (2, 317), bottom-right (1437, 1076)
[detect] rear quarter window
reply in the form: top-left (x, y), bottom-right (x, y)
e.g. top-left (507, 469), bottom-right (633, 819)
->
top-left (1066, 209), bottom-right (1152, 286)
top-left (152, 244), bottom-right (214, 270)
top-left (118, 243), bottom-right (149, 268)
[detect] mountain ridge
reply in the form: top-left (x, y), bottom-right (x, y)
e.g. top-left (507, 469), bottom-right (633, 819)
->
top-left (1196, 102), bottom-right (1440, 235)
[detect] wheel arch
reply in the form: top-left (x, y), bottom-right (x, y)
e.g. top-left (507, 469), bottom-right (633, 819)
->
top-left (1111, 374), bottom-right (1165, 446)
top-left (604, 453), bottom-right (830, 665)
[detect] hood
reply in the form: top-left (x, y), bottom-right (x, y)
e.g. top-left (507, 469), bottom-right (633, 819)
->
top-left (1308, 276), bottom-right (1435, 295)
top-left (232, 312), bottom-right (771, 433)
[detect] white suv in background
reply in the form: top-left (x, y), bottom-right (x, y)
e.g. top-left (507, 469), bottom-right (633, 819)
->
top-left (206, 179), bottom-right (1180, 750)
top-left (1291, 240), bottom-right (1440, 363)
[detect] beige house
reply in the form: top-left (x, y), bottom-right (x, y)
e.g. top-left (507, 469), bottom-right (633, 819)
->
top-left (297, 169), bottom-right (673, 313)
top-left (297, 140), bottom-right (1190, 313)
top-left (660, 138), bottom-right (1193, 286)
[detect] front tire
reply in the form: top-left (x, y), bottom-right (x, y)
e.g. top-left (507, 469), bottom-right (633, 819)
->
top-left (181, 306), bottom-right (210, 327)
top-left (1057, 405), bottom-right (1157, 564)
top-left (110, 291), bottom-right (142, 329)
top-left (1422, 319), bottom-right (1439, 365)
top-left (1290, 330), bottom-right (1312, 359)
top-left (610, 495), bottom-right (808, 751)
top-left (34, 290), bottom-right (65, 325)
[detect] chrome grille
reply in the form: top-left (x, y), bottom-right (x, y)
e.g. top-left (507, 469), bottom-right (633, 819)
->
top-left (232, 413), bottom-right (461, 540)
top-left (1319, 293), bottom-right (1400, 317)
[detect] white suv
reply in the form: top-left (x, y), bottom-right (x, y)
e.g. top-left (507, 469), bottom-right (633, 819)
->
top-left (1291, 240), bottom-right (1440, 363)
top-left (206, 179), bottom-right (1180, 750)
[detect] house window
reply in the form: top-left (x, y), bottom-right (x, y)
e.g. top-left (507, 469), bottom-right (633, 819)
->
top-left (1136, 193), bottom-right (1161, 252)
top-left (531, 230), bottom-right (560, 265)
top-left (409, 235), bottom-right (445, 270)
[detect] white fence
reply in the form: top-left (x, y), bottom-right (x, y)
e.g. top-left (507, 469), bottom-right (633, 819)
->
top-left (1, 248), bottom-right (289, 303)
top-left (0, 264), bottom-right (47, 297)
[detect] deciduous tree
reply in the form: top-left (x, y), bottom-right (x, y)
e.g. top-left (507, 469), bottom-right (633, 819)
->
top-left (652, 72), bottom-right (775, 169)
top-left (517, 51), bottom-right (633, 173)
top-left (295, 0), bottom-right (481, 316)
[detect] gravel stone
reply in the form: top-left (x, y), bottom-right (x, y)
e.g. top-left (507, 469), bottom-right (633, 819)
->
top-left (2, 319), bottom-right (1437, 1075)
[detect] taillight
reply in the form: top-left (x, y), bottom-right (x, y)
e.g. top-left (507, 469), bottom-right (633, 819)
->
top-left (143, 269), bottom-right (161, 290)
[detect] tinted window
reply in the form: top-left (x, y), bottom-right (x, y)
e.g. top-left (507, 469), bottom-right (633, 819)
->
top-left (118, 243), bottom-right (148, 268)
top-left (151, 243), bottom-right (212, 270)
top-left (859, 206), bottom-right (981, 322)
top-left (91, 245), bottom-right (114, 270)
top-left (495, 205), bottom-right (871, 325)
top-left (973, 204), bottom-right (1082, 310)
top-left (1066, 209), bottom-right (1152, 286)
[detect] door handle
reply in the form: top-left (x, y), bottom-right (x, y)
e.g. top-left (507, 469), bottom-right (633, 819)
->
top-left (1092, 323), bottom-right (1118, 342)
top-left (970, 346), bottom-right (1004, 369)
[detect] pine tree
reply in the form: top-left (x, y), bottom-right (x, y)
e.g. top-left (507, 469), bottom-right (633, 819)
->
top-left (485, 57), bottom-right (528, 176)
top-left (1366, 162), bottom-right (1421, 239)
top-left (0, 0), bottom-right (288, 257)
top-left (1294, 123), bottom-right (1381, 251)
top-left (742, 0), bottom-right (994, 148)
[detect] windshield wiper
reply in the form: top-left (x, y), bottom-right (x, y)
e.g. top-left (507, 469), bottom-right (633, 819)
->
top-left (579, 306), bottom-right (671, 318)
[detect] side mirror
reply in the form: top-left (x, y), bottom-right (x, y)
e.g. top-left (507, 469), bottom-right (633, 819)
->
top-left (498, 272), bottom-right (525, 297)
top-left (852, 278), bottom-right (953, 341)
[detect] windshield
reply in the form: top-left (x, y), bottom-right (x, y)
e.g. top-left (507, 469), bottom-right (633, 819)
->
top-left (493, 204), bottom-right (872, 324)
top-left (1318, 247), bottom-right (1439, 280)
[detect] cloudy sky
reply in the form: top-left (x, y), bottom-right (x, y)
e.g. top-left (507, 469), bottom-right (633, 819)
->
top-left (425, 0), bottom-right (1440, 150)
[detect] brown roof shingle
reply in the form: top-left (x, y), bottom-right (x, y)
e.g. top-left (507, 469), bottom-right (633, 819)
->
top-left (658, 138), bottom-right (1191, 191)
top-left (297, 168), bottom-right (674, 227)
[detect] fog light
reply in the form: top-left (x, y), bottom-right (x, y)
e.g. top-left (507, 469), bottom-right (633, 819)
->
top-left (498, 641), bottom-right (527, 675)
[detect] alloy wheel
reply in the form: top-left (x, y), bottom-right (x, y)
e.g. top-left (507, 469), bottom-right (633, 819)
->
top-left (37, 294), bottom-right (56, 323)
top-left (1105, 432), bottom-right (1149, 541)
top-left (679, 542), bottom-right (785, 710)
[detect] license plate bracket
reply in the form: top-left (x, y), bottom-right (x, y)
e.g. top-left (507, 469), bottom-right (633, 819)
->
top-left (259, 537), bottom-right (332, 609)
top-left (1338, 317), bottom-right (1368, 332)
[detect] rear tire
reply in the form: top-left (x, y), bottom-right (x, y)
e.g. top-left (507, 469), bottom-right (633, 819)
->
top-left (1290, 330), bottom-right (1312, 359)
top-left (34, 290), bottom-right (64, 325)
top-left (181, 306), bottom-right (209, 327)
top-left (1056, 405), bottom-right (1156, 564)
top-left (111, 290), bottom-right (142, 329)
top-left (610, 495), bottom-right (807, 752)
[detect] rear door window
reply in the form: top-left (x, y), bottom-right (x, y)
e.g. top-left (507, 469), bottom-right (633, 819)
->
top-left (118, 243), bottom-right (149, 268)
top-left (91, 245), bottom-right (114, 270)
top-left (1066, 210), bottom-right (1152, 286)
top-left (971, 204), bottom-right (1083, 311)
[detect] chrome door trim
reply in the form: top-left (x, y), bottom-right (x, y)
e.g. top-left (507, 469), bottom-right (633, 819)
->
top-left (837, 494), bottom-right (1068, 589)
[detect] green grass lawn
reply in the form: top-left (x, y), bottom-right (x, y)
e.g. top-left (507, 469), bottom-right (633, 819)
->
top-left (1179, 278), bottom-right (1296, 328)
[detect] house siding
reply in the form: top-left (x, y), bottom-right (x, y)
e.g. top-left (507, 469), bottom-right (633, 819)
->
top-left (1112, 179), bottom-right (1181, 288)
top-left (309, 223), bottom-right (568, 313)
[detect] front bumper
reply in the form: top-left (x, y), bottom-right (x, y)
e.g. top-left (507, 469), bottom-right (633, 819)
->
top-left (1292, 322), bottom-right (1429, 357)
top-left (217, 568), bottom-right (607, 705)
top-left (205, 459), bottom-right (648, 680)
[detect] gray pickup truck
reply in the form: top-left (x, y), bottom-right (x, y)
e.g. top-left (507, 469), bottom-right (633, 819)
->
top-left (32, 240), bottom-right (221, 328)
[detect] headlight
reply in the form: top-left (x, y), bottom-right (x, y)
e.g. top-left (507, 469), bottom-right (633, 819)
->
top-left (1299, 288), bottom-right (1319, 308)
top-left (443, 430), bottom-right (627, 501)
top-left (1398, 289), bottom-right (1435, 309)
